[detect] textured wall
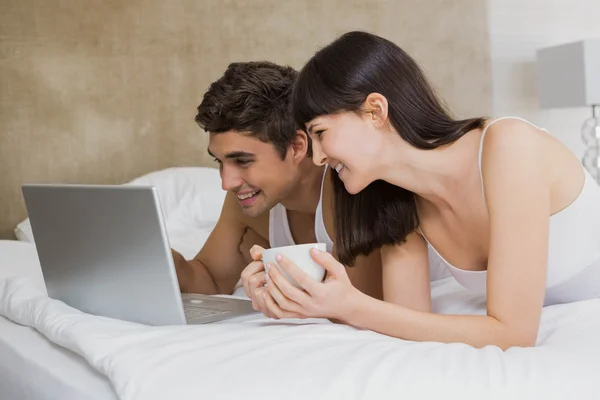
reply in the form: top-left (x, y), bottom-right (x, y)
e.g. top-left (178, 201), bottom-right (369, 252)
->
top-left (0, 0), bottom-right (491, 238)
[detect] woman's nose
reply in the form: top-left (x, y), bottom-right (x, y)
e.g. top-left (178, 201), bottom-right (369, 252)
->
top-left (311, 142), bottom-right (328, 166)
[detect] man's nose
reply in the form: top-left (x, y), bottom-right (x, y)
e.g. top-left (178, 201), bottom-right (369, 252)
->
top-left (220, 165), bottom-right (243, 191)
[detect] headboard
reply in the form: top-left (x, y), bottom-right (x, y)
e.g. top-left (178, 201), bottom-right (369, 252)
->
top-left (0, 0), bottom-right (492, 238)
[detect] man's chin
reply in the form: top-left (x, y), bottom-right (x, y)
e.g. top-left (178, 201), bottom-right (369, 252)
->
top-left (238, 197), bottom-right (270, 218)
top-left (240, 205), bottom-right (269, 218)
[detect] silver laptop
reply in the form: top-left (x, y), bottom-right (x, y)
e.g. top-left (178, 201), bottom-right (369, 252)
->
top-left (21, 184), bottom-right (258, 326)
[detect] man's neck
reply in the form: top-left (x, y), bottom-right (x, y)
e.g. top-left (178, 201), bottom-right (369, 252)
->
top-left (279, 160), bottom-right (325, 215)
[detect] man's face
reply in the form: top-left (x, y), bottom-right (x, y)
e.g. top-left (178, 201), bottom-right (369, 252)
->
top-left (208, 131), bottom-right (300, 218)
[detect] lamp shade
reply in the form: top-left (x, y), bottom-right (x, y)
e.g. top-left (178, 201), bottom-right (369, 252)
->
top-left (536, 39), bottom-right (600, 109)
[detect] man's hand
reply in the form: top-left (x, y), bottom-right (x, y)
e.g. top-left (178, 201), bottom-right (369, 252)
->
top-left (241, 245), bottom-right (275, 318)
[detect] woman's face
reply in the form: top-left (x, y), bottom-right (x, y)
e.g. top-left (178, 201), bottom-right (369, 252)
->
top-left (306, 109), bottom-right (385, 194)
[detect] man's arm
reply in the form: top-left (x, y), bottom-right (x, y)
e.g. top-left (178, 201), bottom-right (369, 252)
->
top-left (172, 192), bottom-right (261, 295)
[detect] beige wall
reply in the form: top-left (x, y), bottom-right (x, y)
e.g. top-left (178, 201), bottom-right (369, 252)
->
top-left (0, 0), bottom-right (491, 238)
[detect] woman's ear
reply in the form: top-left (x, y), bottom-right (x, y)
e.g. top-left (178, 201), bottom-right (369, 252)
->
top-left (364, 93), bottom-right (389, 128)
top-left (289, 129), bottom-right (310, 162)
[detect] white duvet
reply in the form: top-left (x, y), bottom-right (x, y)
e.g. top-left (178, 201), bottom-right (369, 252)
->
top-left (5, 167), bottom-right (600, 399)
top-left (1, 273), bottom-right (599, 400)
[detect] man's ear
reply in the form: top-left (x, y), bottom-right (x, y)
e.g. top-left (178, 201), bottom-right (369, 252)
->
top-left (289, 129), bottom-right (310, 162)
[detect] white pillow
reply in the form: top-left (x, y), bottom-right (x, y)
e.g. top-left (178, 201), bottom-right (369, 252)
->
top-left (14, 219), bottom-right (34, 243)
top-left (14, 167), bottom-right (226, 259)
top-left (0, 240), bottom-right (45, 290)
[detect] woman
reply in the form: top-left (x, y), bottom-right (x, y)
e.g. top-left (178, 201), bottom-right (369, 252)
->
top-left (259, 31), bottom-right (600, 349)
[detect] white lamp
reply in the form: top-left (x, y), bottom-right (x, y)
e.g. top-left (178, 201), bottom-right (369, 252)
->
top-left (536, 39), bottom-right (600, 184)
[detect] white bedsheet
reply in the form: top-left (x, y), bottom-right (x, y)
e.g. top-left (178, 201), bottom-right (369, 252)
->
top-left (0, 316), bottom-right (117, 400)
top-left (0, 241), bottom-right (117, 400)
top-left (2, 270), bottom-right (599, 400)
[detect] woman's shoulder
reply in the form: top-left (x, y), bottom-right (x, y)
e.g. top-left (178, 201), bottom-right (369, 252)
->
top-left (480, 116), bottom-right (578, 170)
top-left (478, 117), bottom-right (584, 204)
top-left (478, 116), bottom-right (553, 173)
top-left (481, 117), bottom-right (547, 150)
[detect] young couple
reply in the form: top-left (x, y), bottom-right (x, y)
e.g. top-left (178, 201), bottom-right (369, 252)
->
top-left (173, 31), bottom-right (600, 350)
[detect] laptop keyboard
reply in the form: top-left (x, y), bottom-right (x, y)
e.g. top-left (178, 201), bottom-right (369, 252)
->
top-left (184, 306), bottom-right (228, 321)
top-left (181, 293), bottom-right (254, 322)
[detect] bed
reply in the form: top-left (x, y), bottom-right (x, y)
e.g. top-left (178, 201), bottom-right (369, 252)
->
top-left (2, 168), bottom-right (600, 400)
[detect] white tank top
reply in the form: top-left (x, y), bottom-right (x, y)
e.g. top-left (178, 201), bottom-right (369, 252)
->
top-left (421, 117), bottom-right (600, 305)
top-left (269, 167), bottom-right (334, 253)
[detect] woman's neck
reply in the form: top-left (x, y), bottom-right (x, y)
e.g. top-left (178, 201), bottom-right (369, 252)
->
top-left (376, 129), bottom-right (482, 209)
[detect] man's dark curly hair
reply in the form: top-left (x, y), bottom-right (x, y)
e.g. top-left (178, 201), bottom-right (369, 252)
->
top-left (195, 61), bottom-right (304, 159)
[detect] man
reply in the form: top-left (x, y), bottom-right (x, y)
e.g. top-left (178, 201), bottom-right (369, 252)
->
top-left (172, 61), bottom-right (383, 315)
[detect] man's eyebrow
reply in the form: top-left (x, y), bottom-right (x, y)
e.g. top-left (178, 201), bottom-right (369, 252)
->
top-left (224, 151), bottom-right (255, 159)
top-left (207, 148), bottom-right (255, 159)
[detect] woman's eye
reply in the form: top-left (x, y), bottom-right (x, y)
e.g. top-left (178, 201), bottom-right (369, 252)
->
top-left (315, 130), bottom-right (325, 137)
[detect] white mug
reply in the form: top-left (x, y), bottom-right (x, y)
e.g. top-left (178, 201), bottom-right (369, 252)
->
top-left (262, 243), bottom-right (327, 288)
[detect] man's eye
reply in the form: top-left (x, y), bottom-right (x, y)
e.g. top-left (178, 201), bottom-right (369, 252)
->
top-left (237, 159), bottom-right (252, 166)
top-left (212, 158), bottom-right (222, 164)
